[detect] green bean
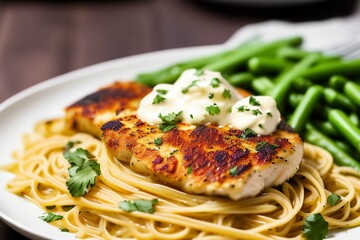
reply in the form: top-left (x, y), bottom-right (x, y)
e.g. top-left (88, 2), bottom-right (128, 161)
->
top-left (344, 81), bottom-right (360, 107)
top-left (335, 140), bottom-right (360, 159)
top-left (304, 123), bottom-right (360, 171)
top-left (328, 75), bottom-right (348, 91)
top-left (292, 78), bottom-right (313, 92)
top-left (328, 109), bottom-right (360, 152)
top-left (247, 57), bottom-right (291, 74)
top-left (271, 54), bottom-right (320, 107)
top-left (301, 59), bottom-right (360, 82)
top-left (288, 93), bottom-right (303, 109)
top-left (313, 104), bottom-right (332, 119)
top-left (277, 46), bottom-right (315, 61)
top-left (323, 88), bottom-right (357, 112)
top-left (136, 49), bottom-right (235, 86)
top-left (277, 46), bottom-right (341, 62)
top-left (288, 85), bottom-right (324, 133)
top-left (251, 77), bottom-right (274, 95)
top-left (349, 112), bottom-right (360, 127)
top-left (227, 72), bottom-right (254, 87)
top-left (204, 36), bottom-right (302, 72)
top-left (312, 121), bottom-right (339, 138)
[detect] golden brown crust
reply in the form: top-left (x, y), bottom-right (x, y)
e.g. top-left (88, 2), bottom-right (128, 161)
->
top-left (101, 113), bottom-right (302, 188)
top-left (64, 82), bottom-right (151, 137)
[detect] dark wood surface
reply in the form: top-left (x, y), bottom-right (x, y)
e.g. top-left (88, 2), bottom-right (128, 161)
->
top-left (0, 0), bottom-right (358, 239)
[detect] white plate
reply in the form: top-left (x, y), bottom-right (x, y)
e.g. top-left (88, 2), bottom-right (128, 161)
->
top-left (0, 34), bottom-right (358, 240)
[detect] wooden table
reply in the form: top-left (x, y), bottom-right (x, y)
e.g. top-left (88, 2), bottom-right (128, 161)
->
top-left (0, 0), bottom-right (357, 239)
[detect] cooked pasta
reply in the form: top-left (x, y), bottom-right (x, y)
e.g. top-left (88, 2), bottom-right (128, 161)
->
top-left (1, 119), bottom-right (360, 240)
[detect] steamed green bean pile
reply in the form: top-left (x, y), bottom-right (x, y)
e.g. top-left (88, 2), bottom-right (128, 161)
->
top-left (136, 37), bottom-right (360, 171)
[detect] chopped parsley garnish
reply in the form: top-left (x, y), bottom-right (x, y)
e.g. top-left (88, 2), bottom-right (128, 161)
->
top-left (154, 137), bottom-right (162, 146)
top-left (187, 166), bottom-right (192, 174)
top-left (237, 105), bottom-right (250, 112)
top-left (60, 228), bottom-right (69, 232)
top-left (182, 80), bottom-right (200, 94)
top-left (210, 78), bottom-right (220, 88)
top-left (256, 141), bottom-right (278, 153)
top-left (208, 93), bottom-right (214, 99)
top-left (63, 145), bottom-right (101, 197)
top-left (158, 111), bottom-right (182, 132)
top-left (258, 124), bottom-right (264, 129)
top-left (222, 89), bottom-right (231, 99)
top-left (249, 96), bottom-right (261, 106)
top-left (61, 205), bottom-right (75, 211)
top-left (229, 166), bottom-right (238, 177)
top-left (252, 109), bottom-right (262, 116)
top-left (195, 69), bottom-right (204, 76)
top-left (152, 94), bottom-right (166, 104)
top-left (156, 89), bottom-right (168, 95)
top-left (206, 104), bottom-right (221, 116)
top-left (267, 112), bottom-right (273, 117)
top-left (327, 194), bottom-right (341, 206)
top-left (119, 199), bottom-right (158, 214)
top-left (240, 128), bottom-right (258, 139)
top-left (159, 124), bottom-right (176, 132)
top-left (303, 213), bottom-right (328, 240)
top-left (190, 114), bottom-right (194, 119)
top-left (46, 205), bottom-right (56, 210)
top-left (64, 141), bottom-right (81, 151)
top-left (39, 212), bottom-right (63, 223)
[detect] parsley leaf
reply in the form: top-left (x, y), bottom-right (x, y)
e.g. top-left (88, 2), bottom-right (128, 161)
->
top-left (327, 194), bottom-right (341, 206)
top-left (229, 166), bottom-right (237, 177)
top-left (222, 89), bottom-right (232, 99)
top-left (154, 137), bottom-right (162, 146)
top-left (208, 93), bottom-right (214, 99)
top-left (60, 228), bottom-right (69, 232)
top-left (187, 166), bottom-right (192, 174)
top-left (39, 212), bottom-right (63, 223)
top-left (182, 80), bottom-right (200, 93)
top-left (267, 112), bottom-right (273, 117)
top-left (63, 148), bottom-right (94, 169)
top-left (256, 141), bottom-right (278, 153)
top-left (210, 78), bottom-right (220, 88)
top-left (158, 111), bottom-right (182, 124)
top-left (206, 104), bottom-right (221, 116)
top-left (159, 124), bottom-right (176, 132)
top-left (249, 96), bottom-right (261, 106)
top-left (237, 105), bottom-right (250, 112)
top-left (303, 213), bottom-right (328, 240)
top-left (64, 141), bottom-right (81, 151)
top-left (195, 69), bottom-right (204, 76)
top-left (66, 160), bottom-right (101, 197)
top-left (158, 111), bottom-right (182, 132)
top-left (252, 109), bottom-right (263, 116)
top-left (119, 199), bottom-right (158, 214)
top-left (152, 94), bottom-right (166, 104)
top-left (63, 144), bottom-right (101, 197)
top-left (156, 89), bottom-right (168, 95)
top-left (240, 128), bottom-right (258, 139)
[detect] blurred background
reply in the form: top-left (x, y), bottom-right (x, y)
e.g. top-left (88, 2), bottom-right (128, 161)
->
top-left (0, 0), bottom-right (359, 104)
top-left (0, 0), bottom-right (359, 238)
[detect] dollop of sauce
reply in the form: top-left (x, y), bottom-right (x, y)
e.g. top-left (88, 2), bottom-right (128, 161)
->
top-left (137, 69), bottom-right (281, 135)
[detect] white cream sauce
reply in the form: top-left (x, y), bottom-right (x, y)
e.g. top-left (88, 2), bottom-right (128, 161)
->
top-left (137, 69), bottom-right (281, 135)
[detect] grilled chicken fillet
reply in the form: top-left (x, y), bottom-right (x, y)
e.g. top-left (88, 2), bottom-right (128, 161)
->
top-left (65, 81), bottom-right (304, 200)
top-left (65, 82), bottom-right (151, 137)
top-left (101, 112), bottom-right (303, 200)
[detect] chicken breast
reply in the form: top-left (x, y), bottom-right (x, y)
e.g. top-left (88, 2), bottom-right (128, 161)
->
top-left (65, 81), bottom-right (151, 137)
top-left (101, 111), bottom-right (303, 200)
top-left (65, 81), bottom-right (303, 200)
